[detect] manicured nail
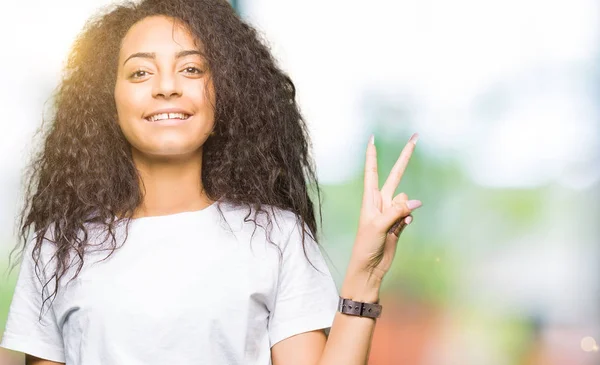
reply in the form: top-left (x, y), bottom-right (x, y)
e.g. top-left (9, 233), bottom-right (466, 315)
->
top-left (405, 216), bottom-right (413, 225)
top-left (409, 133), bottom-right (419, 145)
top-left (369, 134), bottom-right (375, 145)
top-left (406, 200), bottom-right (422, 210)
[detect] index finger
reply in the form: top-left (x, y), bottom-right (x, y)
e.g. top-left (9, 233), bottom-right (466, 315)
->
top-left (381, 133), bottom-right (418, 201)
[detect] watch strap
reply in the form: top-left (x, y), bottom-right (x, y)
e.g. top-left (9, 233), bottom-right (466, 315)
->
top-left (337, 296), bottom-right (382, 319)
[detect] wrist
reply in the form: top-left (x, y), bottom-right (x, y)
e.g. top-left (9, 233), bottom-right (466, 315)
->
top-left (340, 270), bottom-right (382, 303)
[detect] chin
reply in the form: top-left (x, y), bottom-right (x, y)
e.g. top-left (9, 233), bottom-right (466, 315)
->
top-left (124, 124), bottom-right (211, 158)
top-left (154, 146), bottom-right (203, 157)
top-left (132, 140), bottom-right (204, 159)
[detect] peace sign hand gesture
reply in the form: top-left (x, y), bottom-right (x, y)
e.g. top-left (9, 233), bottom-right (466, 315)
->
top-left (342, 133), bottom-right (422, 300)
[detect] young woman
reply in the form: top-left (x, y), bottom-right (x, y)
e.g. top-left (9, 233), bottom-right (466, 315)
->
top-left (1, 0), bottom-right (422, 364)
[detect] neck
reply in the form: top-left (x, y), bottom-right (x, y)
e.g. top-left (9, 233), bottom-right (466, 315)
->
top-left (130, 149), bottom-right (214, 218)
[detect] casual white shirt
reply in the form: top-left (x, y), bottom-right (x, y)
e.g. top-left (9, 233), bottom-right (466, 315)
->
top-left (1, 201), bottom-right (339, 364)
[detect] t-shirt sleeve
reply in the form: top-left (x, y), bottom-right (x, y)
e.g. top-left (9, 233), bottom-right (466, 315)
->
top-left (267, 219), bottom-right (339, 347)
top-left (0, 240), bottom-right (66, 363)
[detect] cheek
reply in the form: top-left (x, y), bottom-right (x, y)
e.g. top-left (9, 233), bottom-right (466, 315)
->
top-left (206, 80), bottom-right (216, 107)
top-left (114, 83), bottom-right (128, 122)
top-left (200, 81), bottom-right (217, 122)
top-left (114, 82), bottom-right (145, 121)
top-left (113, 83), bottom-right (145, 148)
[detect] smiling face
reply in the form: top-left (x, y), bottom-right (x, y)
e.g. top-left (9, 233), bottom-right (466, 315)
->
top-left (114, 15), bottom-right (215, 160)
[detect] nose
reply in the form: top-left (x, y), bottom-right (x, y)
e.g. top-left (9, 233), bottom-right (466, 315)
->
top-left (152, 72), bottom-right (182, 99)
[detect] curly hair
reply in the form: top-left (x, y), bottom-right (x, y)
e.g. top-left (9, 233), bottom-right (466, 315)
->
top-left (11, 0), bottom-right (323, 311)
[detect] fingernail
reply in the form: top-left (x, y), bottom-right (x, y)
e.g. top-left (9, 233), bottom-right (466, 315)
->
top-left (406, 200), bottom-right (422, 210)
top-left (369, 134), bottom-right (375, 145)
top-left (405, 216), bottom-right (413, 225)
top-left (409, 133), bottom-right (419, 145)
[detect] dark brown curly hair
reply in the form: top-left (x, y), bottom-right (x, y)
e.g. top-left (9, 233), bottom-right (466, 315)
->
top-left (11, 0), bottom-right (324, 311)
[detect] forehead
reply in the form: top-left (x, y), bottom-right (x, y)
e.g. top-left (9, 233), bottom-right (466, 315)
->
top-left (119, 15), bottom-right (200, 57)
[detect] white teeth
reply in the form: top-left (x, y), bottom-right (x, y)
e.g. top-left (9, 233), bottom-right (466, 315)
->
top-left (147, 112), bottom-right (190, 122)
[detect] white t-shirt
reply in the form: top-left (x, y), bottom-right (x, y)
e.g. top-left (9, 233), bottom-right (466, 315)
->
top-left (1, 201), bottom-right (339, 364)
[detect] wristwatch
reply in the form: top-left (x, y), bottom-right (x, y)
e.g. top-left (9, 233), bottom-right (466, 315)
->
top-left (337, 296), bottom-right (382, 319)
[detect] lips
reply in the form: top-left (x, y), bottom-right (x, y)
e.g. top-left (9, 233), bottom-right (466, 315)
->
top-left (144, 108), bottom-right (193, 122)
top-left (146, 112), bottom-right (191, 122)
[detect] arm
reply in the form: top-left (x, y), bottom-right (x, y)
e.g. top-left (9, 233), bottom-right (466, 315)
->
top-left (272, 133), bottom-right (421, 365)
top-left (271, 270), bottom-right (382, 365)
top-left (1, 239), bottom-right (66, 363)
top-left (26, 355), bottom-right (64, 365)
top-left (313, 268), bottom-right (385, 365)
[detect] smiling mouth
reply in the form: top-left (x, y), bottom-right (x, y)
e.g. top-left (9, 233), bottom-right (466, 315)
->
top-left (145, 112), bottom-right (192, 122)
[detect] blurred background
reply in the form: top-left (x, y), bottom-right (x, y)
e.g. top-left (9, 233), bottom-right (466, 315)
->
top-left (1, 0), bottom-right (599, 364)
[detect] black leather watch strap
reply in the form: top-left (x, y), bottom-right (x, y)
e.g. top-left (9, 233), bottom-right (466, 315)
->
top-left (337, 296), bottom-right (382, 319)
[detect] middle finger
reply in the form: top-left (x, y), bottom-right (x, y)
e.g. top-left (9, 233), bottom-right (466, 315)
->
top-left (381, 133), bottom-right (418, 202)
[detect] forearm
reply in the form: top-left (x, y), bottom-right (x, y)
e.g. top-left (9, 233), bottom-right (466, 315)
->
top-left (318, 132), bottom-right (419, 365)
top-left (318, 265), bottom-right (382, 365)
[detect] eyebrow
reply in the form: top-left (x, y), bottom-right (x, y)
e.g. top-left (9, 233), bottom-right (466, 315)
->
top-left (123, 50), bottom-right (204, 66)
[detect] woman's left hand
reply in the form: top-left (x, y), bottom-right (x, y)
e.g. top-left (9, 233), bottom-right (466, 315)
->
top-left (346, 133), bottom-right (422, 287)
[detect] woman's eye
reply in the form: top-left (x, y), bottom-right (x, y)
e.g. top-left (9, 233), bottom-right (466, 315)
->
top-left (129, 70), bottom-right (149, 79)
top-left (183, 67), bottom-right (203, 74)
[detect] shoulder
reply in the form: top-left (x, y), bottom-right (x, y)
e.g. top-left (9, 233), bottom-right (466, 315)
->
top-left (20, 227), bottom-right (59, 265)
top-left (19, 222), bottom-right (112, 278)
